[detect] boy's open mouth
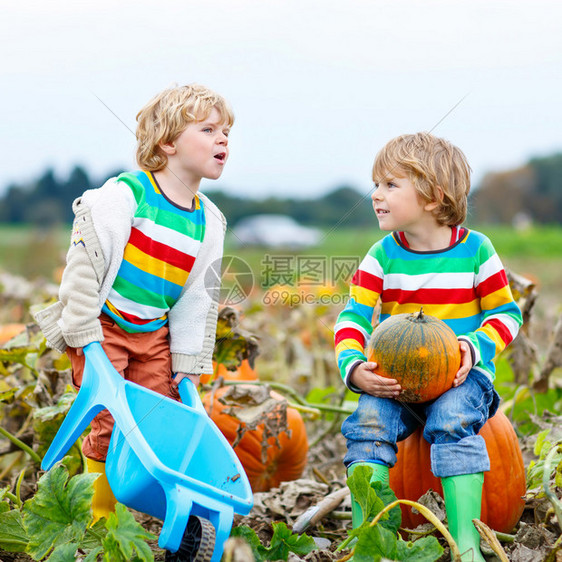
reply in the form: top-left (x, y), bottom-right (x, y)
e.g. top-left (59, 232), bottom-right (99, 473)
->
top-left (214, 153), bottom-right (226, 161)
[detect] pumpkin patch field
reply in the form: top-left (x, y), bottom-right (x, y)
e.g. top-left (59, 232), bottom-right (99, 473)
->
top-left (0, 225), bottom-right (561, 561)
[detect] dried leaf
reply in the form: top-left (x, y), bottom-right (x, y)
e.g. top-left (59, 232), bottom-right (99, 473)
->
top-left (218, 384), bottom-right (289, 460)
top-left (473, 519), bottom-right (509, 561)
top-left (214, 307), bottom-right (260, 369)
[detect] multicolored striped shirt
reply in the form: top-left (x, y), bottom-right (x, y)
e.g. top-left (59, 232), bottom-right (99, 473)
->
top-left (101, 170), bottom-right (205, 333)
top-left (334, 227), bottom-right (522, 385)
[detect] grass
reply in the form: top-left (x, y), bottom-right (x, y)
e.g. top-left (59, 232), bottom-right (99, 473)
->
top-left (1, 223), bottom-right (561, 307)
top-left (225, 223), bottom-right (562, 292)
top-left (471, 224), bottom-right (562, 258)
top-left (0, 224), bottom-right (69, 281)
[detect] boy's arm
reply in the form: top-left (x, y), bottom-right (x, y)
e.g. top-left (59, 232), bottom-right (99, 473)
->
top-left (57, 200), bottom-right (106, 348)
top-left (168, 198), bottom-right (226, 375)
top-left (34, 197), bottom-right (107, 350)
top-left (34, 179), bottom-right (135, 351)
top-left (60, 180), bottom-right (134, 348)
top-left (334, 251), bottom-right (383, 391)
top-left (458, 238), bottom-right (522, 373)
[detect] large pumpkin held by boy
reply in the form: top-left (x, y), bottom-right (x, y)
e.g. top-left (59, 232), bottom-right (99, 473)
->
top-left (367, 308), bottom-right (460, 403)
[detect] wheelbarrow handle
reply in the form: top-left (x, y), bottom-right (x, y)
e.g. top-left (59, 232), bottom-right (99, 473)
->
top-left (176, 377), bottom-right (207, 415)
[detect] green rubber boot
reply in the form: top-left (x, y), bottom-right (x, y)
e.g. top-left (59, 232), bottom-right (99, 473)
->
top-left (441, 473), bottom-right (485, 562)
top-left (347, 461), bottom-right (389, 528)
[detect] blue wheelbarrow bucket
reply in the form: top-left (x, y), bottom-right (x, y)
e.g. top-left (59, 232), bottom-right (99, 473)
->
top-left (41, 342), bottom-right (253, 561)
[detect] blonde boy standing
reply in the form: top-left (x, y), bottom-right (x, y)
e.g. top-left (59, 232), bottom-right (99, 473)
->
top-left (334, 133), bottom-right (522, 561)
top-left (35, 84), bottom-right (231, 523)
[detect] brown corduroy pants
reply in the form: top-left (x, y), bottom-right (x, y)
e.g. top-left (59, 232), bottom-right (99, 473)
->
top-left (67, 314), bottom-right (180, 461)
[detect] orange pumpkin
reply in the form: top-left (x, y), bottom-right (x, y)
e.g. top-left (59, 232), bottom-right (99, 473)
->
top-left (201, 359), bottom-right (258, 385)
top-left (368, 308), bottom-right (460, 403)
top-left (203, 385), bottom-right (308, 492)
top-left (389, 410), bottom-right (526, 533)
top-left (0, 323), bottom-right (26, 345)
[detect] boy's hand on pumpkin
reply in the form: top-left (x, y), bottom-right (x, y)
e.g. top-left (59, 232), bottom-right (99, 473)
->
top-left (350, 361), bottom-right (401, 398)
top-left (453, 341), bottom-right (473, 387)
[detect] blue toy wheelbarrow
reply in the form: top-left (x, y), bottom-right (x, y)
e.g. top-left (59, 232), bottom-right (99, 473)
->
top-left (42, 342), bottom-right (253, 562)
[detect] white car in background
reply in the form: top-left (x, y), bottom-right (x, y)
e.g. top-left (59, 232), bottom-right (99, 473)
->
top-left (231, 214), bottom-right (322, 248)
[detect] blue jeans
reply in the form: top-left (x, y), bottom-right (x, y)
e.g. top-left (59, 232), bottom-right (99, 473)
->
top-left (342, 369), bottom-right (500, 478)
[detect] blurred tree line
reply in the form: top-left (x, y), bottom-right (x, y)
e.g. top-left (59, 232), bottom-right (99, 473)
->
top-left (0, 166), bottom-right (122, 226)
top-left (470, 152), bottom-right (562, 225)
top-left (0, 166), bottom-right (375, 227)
top-left (204, 185), bottom-right (375, 226)
top-left (1, 151), bottom-right (561, 227)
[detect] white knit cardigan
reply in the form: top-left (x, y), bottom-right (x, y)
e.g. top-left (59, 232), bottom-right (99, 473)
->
top-left (34, 177), bottom-right (226, 375)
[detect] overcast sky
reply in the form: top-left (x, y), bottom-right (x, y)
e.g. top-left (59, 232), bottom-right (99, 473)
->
top-left (2, 0), bottom-right (561, 200)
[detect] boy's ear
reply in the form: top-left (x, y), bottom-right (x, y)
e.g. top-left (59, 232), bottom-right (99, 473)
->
top-left (424, 200), bottom-right (440, 212)
top-left (424, 186), bottom-right (444, 212)
top-left (159, 141), bottom-right (176, 156)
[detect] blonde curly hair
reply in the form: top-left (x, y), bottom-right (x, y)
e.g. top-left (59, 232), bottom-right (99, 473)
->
top-left (135, 84), bottom-right (234, 171)
top-left (372, 132), bottom-right (472, 226)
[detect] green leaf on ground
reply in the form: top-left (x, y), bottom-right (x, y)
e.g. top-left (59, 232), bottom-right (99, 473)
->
top-left (22, 464), bottom-right (97, 560)
top-left (33, 388), bottom-right (76, 423)
top-left (0, 509), bottom-right (28, 552)
top-left (231, 522), bottom-right (316, 561)
top-left (346, 465), bottom-right (401, 536)
top-left (81, 518), bottom-right (108, 549)
top-left (347, 465), bottom-right (386, 529)
top-left (0, 345), bottom-right (40, 373)
top-left (341, 466), bottom-right (442, 561)
top-left (230, 525), bottom-right (263, 560)
top-left (266, 522), bottom-right (316, 560)
top-left (533, 429), bottom-right (551, 457)
top-left (0, 387), bottom-right (18, 403)
top-left (83, 546), bottom-right (104, 562)
top-left (371, 480), bottom-right (401, 532)
top-left (555, 450), bottom-right (562, 489)
top-left (45, 542), bottom-right (80, 562)
top-left (0, 486), bottom-right (13, 512)
top-left (33, 389), bottom-right (82, 475)
top-left (396, 536), bottom-right (444, 561)
top-left (101, 503), bottom-right (155, 562)
top-left (353, 524), bottom-right (397, 561)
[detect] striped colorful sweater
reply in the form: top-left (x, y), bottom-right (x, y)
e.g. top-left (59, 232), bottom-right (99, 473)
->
top-left (334, 227), bottom-right (522, 389)
top-left (102, 171), bottom-right (205, 333)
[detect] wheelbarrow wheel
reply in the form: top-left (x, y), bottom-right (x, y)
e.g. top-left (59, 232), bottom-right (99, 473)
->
top-left (165, 515), bottom-right (215, 562)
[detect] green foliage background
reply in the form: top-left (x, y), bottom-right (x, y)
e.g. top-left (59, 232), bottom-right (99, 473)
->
top-left (1, 149), bottom-right (562, 227)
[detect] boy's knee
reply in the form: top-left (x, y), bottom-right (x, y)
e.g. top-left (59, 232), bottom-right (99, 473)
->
top-left (430, 435), bottom-right (490, 477)
top-left (344, 439), bottom-right (398, 469)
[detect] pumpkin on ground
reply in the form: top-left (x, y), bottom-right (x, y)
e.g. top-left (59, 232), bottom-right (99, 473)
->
top-left (200, 359), bottom-right (258, 385)
top-left (203, 385), bottom-right (308, 492)
top-left (0, 323), bottom-right (26, 345)
top-left (367, 308), bottom-right (460, 403)
top-left (389, 410), bottom-right (526, 533)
